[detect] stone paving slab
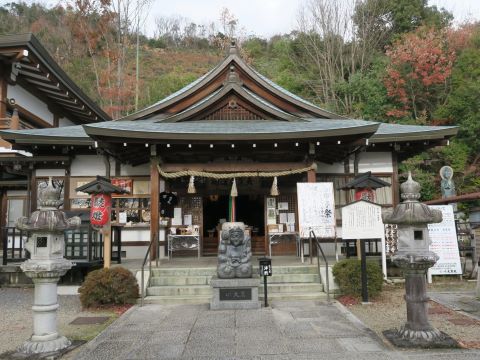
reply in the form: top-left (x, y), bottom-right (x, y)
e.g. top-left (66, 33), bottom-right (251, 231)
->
top-left (73, 300), bottom-right (480, 360)
top-left (429, 291), bottom-right (480, 320)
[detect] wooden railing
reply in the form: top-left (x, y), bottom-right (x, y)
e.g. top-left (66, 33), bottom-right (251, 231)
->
top-left (0, 118), bottom-right (11, 130)
top-left (0, 117), bottom-right (35, 130)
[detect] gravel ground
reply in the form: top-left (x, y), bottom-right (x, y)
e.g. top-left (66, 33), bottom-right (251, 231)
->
top-left (346, 280), bottom-right (480, 349)
top-left (0, 287), bottom-right (116, 356)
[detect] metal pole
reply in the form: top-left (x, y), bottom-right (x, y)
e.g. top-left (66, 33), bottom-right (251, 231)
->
top-left (263, 275), bottom-right (268, 307)
top-left (360, 239), bottom-right (369, 303)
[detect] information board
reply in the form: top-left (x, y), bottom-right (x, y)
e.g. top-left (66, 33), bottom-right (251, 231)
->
top-left (428, 205), bottom-right (462, 275)
top-left (341, 200), bottom-right (384, 239)
top-left (297, 182), bottom-right (336, 238)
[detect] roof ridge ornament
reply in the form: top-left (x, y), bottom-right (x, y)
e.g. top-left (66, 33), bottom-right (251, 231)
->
top-left (229, 40), bottom-right (238, 55)
top-left (226, 65), bottom-right (241, 84)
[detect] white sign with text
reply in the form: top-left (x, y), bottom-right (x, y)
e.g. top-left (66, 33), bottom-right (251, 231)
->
top-left (428, 205), bottom-right (462, 275)
top-left (342, 200), bottom-right (384, 240)
top-left (297, 182), bottom-right (336, 238)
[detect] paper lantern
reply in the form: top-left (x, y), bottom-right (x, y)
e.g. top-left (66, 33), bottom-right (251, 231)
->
top-left (90, 193), bottom-right (112, 227)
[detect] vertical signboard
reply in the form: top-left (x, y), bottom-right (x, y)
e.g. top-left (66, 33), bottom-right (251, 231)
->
top-left (297, 182), bottom-right (336, 238)
top-left (341, 200), bottom-right (384, 240)
top-left (428, 205), bottom-right (462, 275)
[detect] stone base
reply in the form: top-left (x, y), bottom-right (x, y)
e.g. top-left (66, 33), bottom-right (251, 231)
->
top-left (18, 335), bottom-right (71, 355)
top-left (2, 340), bottom-right (84, 360)
top-left (210, 276), bottom-right (261, 310)
top-left (383, 327), bottom-right (459, 349)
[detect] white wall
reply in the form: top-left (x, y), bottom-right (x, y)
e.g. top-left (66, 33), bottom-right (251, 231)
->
top-left (70, 155), bottom-right (107, 176)
top-left (121, 163), bottom-right (150, 176)
top-left (121, 228), bottom-right (150, 242)
top-left (59, 117), bottom-right (75, 127)
top-left (7, 84), bottom-right (54, 125)
top-left (358, 152), bottom-right (393, 173)
top-left (35, 169), bottom-right (66, 177)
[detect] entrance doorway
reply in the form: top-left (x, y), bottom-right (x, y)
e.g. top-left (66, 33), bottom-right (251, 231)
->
top-left (202, 195), bottom-right (265, 255)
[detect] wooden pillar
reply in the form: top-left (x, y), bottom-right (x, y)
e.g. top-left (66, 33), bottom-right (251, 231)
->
top-left (0, 65), bottom-right (10, 148)
top-left (307, 168), bottom-right (316, 183)
top-left (103, 218), bottom-right (112, 268)
top-left (30, 172), bottom-right (37, 214)
top-left (63, 165), bottom-right (71, 211)
top-left (392, 152), bottom-right (400, 206)
top-left (0, 191), bottom-right (7, 250)
top-left (150, 156), bottom-right (160, 260)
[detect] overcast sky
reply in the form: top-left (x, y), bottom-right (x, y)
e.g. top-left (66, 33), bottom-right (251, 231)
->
top-left (143, 0), bottom-right (480, 37)
top-left (9, 0), bottom-right (480, 38)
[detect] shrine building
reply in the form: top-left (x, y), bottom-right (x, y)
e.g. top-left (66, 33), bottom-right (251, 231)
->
top-left (0, 34), bottom-right (457, 261)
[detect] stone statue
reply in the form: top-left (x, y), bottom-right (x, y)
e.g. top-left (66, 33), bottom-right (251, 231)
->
top-left (217, 222), bottom-right (252, 278)
top-left (440, 166), bottom-right (456, 198)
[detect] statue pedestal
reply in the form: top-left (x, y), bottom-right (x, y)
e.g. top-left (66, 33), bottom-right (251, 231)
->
top-left (210, 276), bottom-right (261, 310)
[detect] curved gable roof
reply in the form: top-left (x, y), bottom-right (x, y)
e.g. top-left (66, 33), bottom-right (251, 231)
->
top-left (120, 43), bottom-right (344, 122)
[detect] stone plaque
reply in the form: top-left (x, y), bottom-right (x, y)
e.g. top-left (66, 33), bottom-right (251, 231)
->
top-left (219, 288), bottom-right (252, 301)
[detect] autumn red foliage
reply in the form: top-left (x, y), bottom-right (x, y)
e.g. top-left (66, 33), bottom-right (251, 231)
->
top-left (384, 27), bottom-right (456, 120)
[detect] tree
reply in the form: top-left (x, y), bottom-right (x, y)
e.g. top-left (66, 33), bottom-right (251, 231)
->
top-left (353, 0), bottom-right (452, 49)
top-left (384, 27), bottom-right (456, 122)
top-left (435, 26), bottom-right (480, 183)
top-left (293, 0), bottom-right (392, 114)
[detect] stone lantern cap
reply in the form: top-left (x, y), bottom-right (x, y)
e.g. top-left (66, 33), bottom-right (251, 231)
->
top-left (382, 172), bottom-right (442, 225)
top-left (75, 175), bottom-right (129, 195)
top-left (16, 178), bottom-right (81, 233)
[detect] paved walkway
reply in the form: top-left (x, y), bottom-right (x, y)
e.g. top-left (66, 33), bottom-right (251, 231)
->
top-left (73, 300), bottom-right (480, 360)
top-left (429, 291), bottom-right (480, 321)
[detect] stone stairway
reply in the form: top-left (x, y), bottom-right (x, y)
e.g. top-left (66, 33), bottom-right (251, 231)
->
top-left (143, 264), bottom-right (326, 305)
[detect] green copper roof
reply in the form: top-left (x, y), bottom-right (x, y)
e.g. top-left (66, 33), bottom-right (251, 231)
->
top-left (0, 121), bottom-right (457, 145)
top-left (371, 123), bottom-right (457, 142)
top-left (0, 125), bottom-right (92, 145)
top-left (82, 119), bottom-right (379, 141)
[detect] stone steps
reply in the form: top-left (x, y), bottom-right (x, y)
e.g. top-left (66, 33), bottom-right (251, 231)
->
top-left (149, 273), bottom-right (320, 286)
top-left (146, 282), bottom-right (323, 297)
top-left (143, 264), bottom-right (325, 305)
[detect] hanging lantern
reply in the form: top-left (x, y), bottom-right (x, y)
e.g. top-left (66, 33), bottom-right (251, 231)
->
top-left (90, 193), bottom-right (112, 228)
top-left (270, 176), bottom-right (279, 196)
top-left (187, 175), bottom-right (196, 194)
top-left (230, 178), bottom-right (238, 197)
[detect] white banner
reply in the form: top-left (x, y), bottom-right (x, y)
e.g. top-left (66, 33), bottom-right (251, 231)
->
top-left (428, 205), bottom-right (462, 275)
top-left (297, 182), bottom-right (336, 238)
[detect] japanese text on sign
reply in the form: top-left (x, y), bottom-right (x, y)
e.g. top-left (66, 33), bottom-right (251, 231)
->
top-left (428, 205), bottom-right (462, 275)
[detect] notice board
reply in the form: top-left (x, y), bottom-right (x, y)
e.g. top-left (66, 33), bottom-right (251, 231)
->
top-left (297, 182), bottom-right (336, 239)
top-left (341, 200), bottom-right (384, 240)
top-left (428, 205), bottom-right (462, 275)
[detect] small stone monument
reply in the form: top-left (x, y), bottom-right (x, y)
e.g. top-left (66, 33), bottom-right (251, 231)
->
top-left (440, 166), bottom-right (456, 198)
top-left (210, 222), bottom-right (260, 309)
top-left (16, 178), bottom-right (81, 354)
top-left (382, 173), bottom-right (458, 348)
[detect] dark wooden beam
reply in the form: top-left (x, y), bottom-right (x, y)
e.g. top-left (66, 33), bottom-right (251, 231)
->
top-left (150, 156), bottom-right (160, 260)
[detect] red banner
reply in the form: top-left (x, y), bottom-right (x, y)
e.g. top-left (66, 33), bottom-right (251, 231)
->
top-left (90, 193), bottom-right (112, 227)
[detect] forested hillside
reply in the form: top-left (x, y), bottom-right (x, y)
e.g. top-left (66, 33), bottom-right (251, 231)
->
top-left (1, 1), bottom-right (479, 207)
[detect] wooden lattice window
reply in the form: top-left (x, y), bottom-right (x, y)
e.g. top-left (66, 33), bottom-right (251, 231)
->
top-left (178, 195), bottom-right (203, 229)
top-left (201, 103), bottom-right (264, 120)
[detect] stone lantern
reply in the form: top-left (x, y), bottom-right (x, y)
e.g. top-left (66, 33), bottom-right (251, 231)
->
top-left (16, 178), bottom-right (81, 354)
top-left (382, 172), bottom-right (457, 347)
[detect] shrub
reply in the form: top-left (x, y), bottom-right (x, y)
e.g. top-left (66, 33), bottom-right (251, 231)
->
top-left (332, 259), bottom-right (383, 298)
top-left (79, 267), bottom-right (139, 308)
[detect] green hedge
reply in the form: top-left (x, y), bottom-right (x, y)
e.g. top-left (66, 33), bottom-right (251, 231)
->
top-left (332, 259), bottom-right (383, 297)
top-left (79, 267), bottom-right (139, 308)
